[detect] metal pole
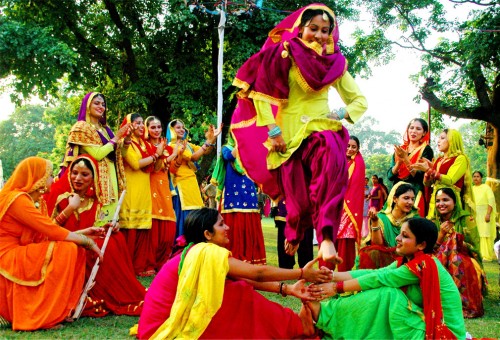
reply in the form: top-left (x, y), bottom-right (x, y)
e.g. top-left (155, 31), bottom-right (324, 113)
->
top-left (216, 4), bottom-right (226, 157)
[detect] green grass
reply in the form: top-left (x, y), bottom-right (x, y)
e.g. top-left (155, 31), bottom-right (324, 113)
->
top-left (1, 217), bottom-right (499, 339)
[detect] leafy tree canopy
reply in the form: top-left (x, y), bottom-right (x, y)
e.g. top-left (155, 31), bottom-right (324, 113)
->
top-left (0, 105), bottom-right (55, 179)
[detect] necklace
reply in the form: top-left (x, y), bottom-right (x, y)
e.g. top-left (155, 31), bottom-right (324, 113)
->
top-left (390, 211), bottom-right (406, 226)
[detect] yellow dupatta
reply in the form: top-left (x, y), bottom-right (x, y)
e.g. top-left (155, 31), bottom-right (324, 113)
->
top-left (151, 242), bottom-right (230, 339)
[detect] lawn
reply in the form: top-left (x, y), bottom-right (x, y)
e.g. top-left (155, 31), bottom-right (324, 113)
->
top-left (1, 217), bottom-right (499, 339)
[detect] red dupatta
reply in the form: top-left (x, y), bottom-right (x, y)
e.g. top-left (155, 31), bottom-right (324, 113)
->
top-left (341, 151), bottom-right (365, 244)
top-left (398, 252), bottom-right (456, 340)
top-left (46, 155), bottom-right (104, 226)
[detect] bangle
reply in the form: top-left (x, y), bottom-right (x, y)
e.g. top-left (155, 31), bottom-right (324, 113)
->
top-left (299, 267), bottom-right (304, 280)
top-left (337, 107), bottom-right (347, 120)
top-left (109, 139), bottom-right (116, 146)
top-left (79, 234), bottom-right (92, 250)
top-left (124, 139), bottom-right (132, 146)
top-left (204, 141), bottom-right (216, 147)
top-left (331, 270), bottom-right (336, 282)
top-left (336, 281), bottom-right (345, 294)
top-left (278, 282), bottom-right (287, 297)
top-left (371, 227), bottom-right (381, 232)
top-left (268, 126), bottom-right (282, 138)
top-left (55, 212), bottom-right (68, 225)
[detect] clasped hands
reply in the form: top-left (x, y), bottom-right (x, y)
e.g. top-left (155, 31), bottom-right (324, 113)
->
top-left (288, 257), bottom-right (336, 302)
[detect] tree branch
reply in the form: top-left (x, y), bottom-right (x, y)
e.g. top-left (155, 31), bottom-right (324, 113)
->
top-left (420, 78), bottom-right (489, 121)
top-left (102, 0), bottom-right (139, 82)
top-left (449, 0), bottom-right (498, 6)
top-left (393, 3), bottom-right (463, 67)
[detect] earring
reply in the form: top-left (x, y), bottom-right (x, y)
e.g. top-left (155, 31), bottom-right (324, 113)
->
top-left (86, 185), bottom-right (95, 198)
top-left (39, 187), bottom-right (46, 194)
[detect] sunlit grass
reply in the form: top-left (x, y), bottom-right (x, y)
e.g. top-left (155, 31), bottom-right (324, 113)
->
top-left (1, 217), bottom-right (499, 338)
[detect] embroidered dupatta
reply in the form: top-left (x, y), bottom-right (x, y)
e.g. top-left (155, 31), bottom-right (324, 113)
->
top-left (62, 92), bottom-right (126, 205)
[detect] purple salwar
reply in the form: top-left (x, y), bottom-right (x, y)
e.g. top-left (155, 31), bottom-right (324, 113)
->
top-left (278, 129), bottom-right (349, 245)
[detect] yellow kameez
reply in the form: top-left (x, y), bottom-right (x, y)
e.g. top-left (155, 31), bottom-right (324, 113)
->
top-left (120, 142), bottom-right (152, 229)
top-left (427, 154), bottom-right (469, 218)
top-left (473, 183), bottom-right (497, 261)
top-left (170, 142), bottom-right (205, 210)
top-left (255, 69), bottom-right (367, 169)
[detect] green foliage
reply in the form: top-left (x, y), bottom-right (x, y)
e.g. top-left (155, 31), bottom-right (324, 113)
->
top-left (458, 120), bottom-right (488, 175)
top-left (0, 105), bottom-right (55, 179)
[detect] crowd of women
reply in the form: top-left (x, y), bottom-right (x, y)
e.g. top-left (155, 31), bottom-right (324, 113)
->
top-left (0, 3), bottom-right (496, 339)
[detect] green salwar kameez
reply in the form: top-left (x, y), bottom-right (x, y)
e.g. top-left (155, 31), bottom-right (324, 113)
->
top-left (316, 259), bottom-right (465, 339)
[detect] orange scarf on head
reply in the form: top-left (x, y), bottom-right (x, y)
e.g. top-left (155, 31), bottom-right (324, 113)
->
top-left (398, 252), bottom-right (456, 340)
top-left (0, 157), bottom-right (52, 223)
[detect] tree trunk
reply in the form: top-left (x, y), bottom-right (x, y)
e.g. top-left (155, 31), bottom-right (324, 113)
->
top-left (485, 124), bottom-right (500, 220)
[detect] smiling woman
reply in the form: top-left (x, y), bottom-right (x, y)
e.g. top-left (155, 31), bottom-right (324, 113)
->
top-left (61, 93), bottom-right (130, 224)
top-left (303, 217), bottom-right (465, 339)
top-left (358, 182), bottom-right (419, 269)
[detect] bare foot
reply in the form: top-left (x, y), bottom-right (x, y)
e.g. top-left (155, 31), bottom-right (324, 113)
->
top-left (284, 239), bottom-right (300, 256)
top-left (318, 239), bottom-right (343, 265)
top-left (299, 303), bottom-right (316, 337)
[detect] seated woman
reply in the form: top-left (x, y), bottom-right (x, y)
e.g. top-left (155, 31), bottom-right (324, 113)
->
top-left (0, 157), bottom-right (101, 331)
top-left (48, 155), bottom-right (146, 317)
top-left (303, 218), bottom-right (465, 339)
top-left (431, 187), bottom-right (485, 318)
top-left (136, 208), bottom-right (332, 339)
top-left (358, 182), bottom-right (419, 269)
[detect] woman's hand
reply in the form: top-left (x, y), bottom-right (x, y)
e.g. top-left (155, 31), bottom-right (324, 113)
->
top-left (104, 222), bottom-right (120, 233)
top-left (307, 282), bottom-right (337, 300)
top-left (156, 141), bottom-right (165, 157)
top-left (177, 140), bottom-right (187, 155)
top-left (302, 257), bottom-right (333, 283)
top-left (287, 280), bottom-right (316, 301)
top-left (439, 221), bottom-right (454, 238)
top-left (270, 135), bottom-right (287, 153)
top-left (116, 123), bottom-right (130, 140)
top-left (205, 123), bottom-right (223, 144)
top-left (394, 145), bottom-right (408, 163)
top-left (78, 227), bottom-right (106, 238)
top-left (410, 158), bottom-right (432, 172)
top-left (368, 207), bottom-right (379, 221)
top-left (68, 194), bottom-right (81, 210)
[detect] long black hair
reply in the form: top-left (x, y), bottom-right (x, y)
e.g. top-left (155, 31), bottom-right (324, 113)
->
top-left (406, 217), bottom-right (438, 254)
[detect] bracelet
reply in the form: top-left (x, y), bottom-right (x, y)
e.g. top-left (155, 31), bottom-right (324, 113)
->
top-left (79, 234), bottom-right (92, 250)
top-left (371, 227), bottom-right (381, 232)
top-left (336, 281), bottom-right (345, 294)
top-left (124, 139), bottom-right (132, 146)
top-left (278, 282), bottom-right (287, 297)
top-left (55, 212), bottom-right (68, 225)
top-left (331, 270), bottom-right (336, 282)
top-left (204, 141), bottom-right (216, 147)
top-left (109, 139), bottom-right (117, 146)
top-left (337, 107), bottom-right (347, 120)
top-left (268, 126), bottom-right (282, 138)
top-left (299, 267), bottom-right (304, 280)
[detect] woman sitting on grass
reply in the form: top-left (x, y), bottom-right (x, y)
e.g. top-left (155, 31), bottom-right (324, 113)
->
top-left (302, 217), bottom-right (465, 339)
top-left (136, 208), bottom-right (331, 339)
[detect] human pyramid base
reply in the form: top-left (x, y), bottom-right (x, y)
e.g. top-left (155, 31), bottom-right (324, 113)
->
top-left (0, 3), bottom-right (495, 339)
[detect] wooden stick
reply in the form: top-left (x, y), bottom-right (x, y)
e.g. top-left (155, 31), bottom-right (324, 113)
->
top-left (71, 190), bottom-right (126, 320)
